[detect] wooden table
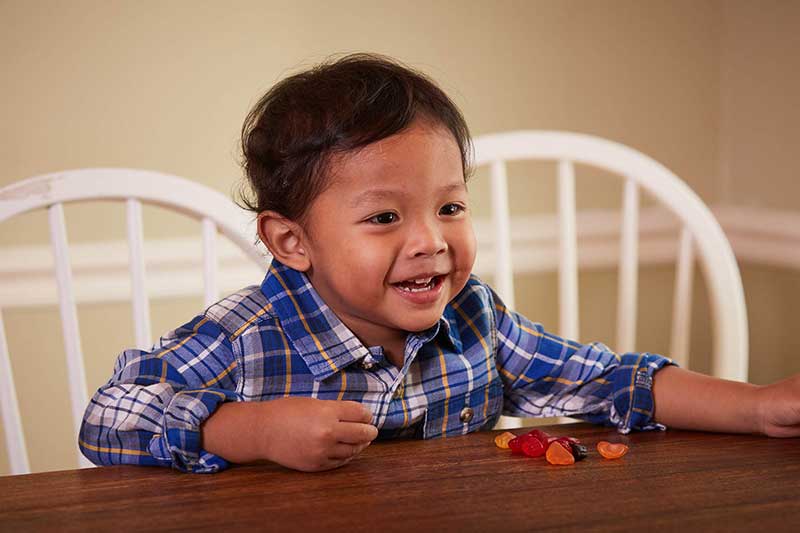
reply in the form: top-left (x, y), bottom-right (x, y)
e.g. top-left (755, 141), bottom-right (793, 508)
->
top-left (2, 424), bottom-right (799, 532)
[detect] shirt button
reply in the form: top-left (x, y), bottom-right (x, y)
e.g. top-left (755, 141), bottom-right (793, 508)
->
top-left (459, 407), bottom-right (474, 423)
top-left (361, 360), bottom-right (375, 370)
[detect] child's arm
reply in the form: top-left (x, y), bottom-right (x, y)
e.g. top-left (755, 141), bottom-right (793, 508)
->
top-left (79, 316), bottom-right (248, 472)
top-left (80, 314), bottom-right (378, 473)
top-left (486, 280), bottom-right (800, 436)
top-left (653, 366), bottom-right (800, 437)
top-left (201, 397), bottom-right (378, 472)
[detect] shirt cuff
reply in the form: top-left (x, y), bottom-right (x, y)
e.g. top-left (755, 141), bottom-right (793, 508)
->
top-left (149, 388), bottom-right (241, 473)
top-left (609, 353), bottom-right (675, 434)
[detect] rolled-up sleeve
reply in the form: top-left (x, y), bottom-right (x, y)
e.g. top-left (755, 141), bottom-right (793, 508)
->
top-left (491, 288), bottom-right (675, 433)
top-left (79, 316), bottom-right (242, 472)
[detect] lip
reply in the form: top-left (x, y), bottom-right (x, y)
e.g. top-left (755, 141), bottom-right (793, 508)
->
top-left (390, 274), bottom-right (446, 305)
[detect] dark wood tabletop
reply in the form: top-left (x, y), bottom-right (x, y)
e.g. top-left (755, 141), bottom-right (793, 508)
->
top-left (2, 423), bottom-right (799, 532)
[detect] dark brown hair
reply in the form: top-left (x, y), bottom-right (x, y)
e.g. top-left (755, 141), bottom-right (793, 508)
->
top-left (239, 53), bottom-right (472, 223)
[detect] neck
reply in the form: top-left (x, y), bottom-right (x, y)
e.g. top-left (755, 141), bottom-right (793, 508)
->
top-left (336, 315), bottom-right (407, 369)
top-left (380, 340), bottom-right (406, 368)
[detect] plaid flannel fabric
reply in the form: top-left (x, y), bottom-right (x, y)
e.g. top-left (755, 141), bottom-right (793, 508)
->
top-left (80, 260), bottom-right (673, 473)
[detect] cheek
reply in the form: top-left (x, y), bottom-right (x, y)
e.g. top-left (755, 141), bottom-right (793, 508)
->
top-left (452, 226), bottom-right (477, 269)
top-left (448, 227), bottom-right (477, 293)
top-left (334, 238), bottom-right (394, 282)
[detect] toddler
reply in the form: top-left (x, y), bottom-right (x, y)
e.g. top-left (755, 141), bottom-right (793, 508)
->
top-left (79, 54), bottom-right (800, 473)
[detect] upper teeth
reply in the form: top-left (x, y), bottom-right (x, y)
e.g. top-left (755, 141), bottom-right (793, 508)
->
top-left (413, 277), bottom-right (433, 284)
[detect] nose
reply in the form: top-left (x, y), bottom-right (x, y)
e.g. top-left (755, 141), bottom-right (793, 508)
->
top-left (407, 218), bottom-right (448, 257)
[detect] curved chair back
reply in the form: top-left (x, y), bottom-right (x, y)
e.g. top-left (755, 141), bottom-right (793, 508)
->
top-left (473, 131), bottom-right (748, 380)
top-left (0, 168), bottom-right (268, 474)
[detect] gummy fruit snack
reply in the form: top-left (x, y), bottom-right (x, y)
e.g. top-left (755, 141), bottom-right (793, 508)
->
top-left (596, 441), bottom-right (629, 459)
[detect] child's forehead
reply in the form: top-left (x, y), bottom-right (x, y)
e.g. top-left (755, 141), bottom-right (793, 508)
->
top-left (327, 121), bottom-right (462, 183)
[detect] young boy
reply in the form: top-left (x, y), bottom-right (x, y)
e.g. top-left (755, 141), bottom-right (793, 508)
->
top-left (79, 54), bottom-right (800, 473)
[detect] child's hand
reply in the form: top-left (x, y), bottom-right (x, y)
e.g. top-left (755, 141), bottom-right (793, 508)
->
top-left (258, 397), bottom-right (379, 471)
top-left (202, 397), bottom-right (378, 471)
top-left (757, 374), bottom-right (800, 438)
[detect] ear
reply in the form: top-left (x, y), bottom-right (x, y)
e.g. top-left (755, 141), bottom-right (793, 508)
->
top-left (257, 211), bottom-right (312, 272)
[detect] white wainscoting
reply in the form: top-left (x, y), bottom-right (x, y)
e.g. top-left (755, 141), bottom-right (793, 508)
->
top-left (1, 205), bottom-right (798, 308)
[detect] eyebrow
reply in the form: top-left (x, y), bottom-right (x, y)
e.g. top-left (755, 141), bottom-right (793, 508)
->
top-left (349, 182), bottom-right (467, 208)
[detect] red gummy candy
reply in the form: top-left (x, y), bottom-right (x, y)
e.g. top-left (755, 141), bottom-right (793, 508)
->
top-left (521, 436), bottom-right (547, 457)
top-left (509, 429), bottom-right (548, 454)
top-left (508, 429), bottom-right (550, 457)
top-left (508, 435), bottom-right (524, 453)
top-left (524, 429), bottom-right (551, 442)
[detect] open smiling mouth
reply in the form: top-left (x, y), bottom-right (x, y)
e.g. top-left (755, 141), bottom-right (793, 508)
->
top-left (392, 275), bottom-right (445, 293)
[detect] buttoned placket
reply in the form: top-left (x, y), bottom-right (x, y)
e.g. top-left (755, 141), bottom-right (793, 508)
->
top-left (370, 336), bottom-right (428, 429)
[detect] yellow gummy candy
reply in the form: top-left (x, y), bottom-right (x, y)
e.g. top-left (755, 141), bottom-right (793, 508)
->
top-left (494, 431), bottom-right (516, 449)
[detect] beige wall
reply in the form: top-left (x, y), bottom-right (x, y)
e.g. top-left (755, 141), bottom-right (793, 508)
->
top-left (0, 0), bottom-right (722, 243)
top-left (718, 0), bottom-right (800, 384)
top-left (719, 0), bottom-right (800, 209)
top-left (0, 0), bottom-right (797, 474)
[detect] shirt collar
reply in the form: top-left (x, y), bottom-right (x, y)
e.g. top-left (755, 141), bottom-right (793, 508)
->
top-left (260, 260), bottom-right (462, 380)
top-left (440, 306), bottom-right (464, 353)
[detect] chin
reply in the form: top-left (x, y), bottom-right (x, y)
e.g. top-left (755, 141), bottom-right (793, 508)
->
top-left (400, 314), bottom-right (443, 334)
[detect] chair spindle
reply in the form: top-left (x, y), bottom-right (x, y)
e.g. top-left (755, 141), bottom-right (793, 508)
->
top-left (616, 179), bottom-right (639, 353)
top-left (557, 159), bottom-right (579, 340)
top-left (0, 310), bottom-right (30, 474)
top-left (490, 160), bottom-right (515, 309)
top-left (670, 227), bottom-right (694, 366)
top-left (126, 199), bottom-right (152, 351)
top-left (48, 203), bottom-right (92, 468)
top-left (202, 217), bottom-right (219, 307)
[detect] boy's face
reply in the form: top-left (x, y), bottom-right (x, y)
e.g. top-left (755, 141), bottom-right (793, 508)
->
top-left (300, 120), bottom-right (476, 349)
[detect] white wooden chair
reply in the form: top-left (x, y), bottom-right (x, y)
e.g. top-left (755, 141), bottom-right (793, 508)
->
top-left (473, 131), bottom-right (748, 387)
top-left (0, 168), bottom-right (269, 475)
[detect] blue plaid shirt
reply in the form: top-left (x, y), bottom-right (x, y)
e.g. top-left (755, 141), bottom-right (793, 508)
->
top-left (80, 260), bottom-right (673, 473)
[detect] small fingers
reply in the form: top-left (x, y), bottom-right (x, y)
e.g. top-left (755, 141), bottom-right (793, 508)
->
top-left (328, 441), bottom-right (370, 461)
top-left (335, 421), bottom-right (379, 444)
top-left (336, 400), bottom-right (374, 423)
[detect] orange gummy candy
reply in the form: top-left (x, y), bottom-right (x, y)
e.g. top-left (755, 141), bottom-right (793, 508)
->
top-left (597, 441), bottom-right (629, 459)
top-left (494, 431), bottom-right (517, 449)
top-left (545, 441), bottom-right (575, 465)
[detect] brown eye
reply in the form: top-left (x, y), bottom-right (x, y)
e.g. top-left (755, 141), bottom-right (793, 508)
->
top-left (439, 203), bottom-right (464, 216)
top-left (369, 212), bottom-right (397, 224)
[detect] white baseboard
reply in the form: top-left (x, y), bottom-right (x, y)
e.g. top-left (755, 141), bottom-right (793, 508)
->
top-left (1, 205), bottom-right (798, 307)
